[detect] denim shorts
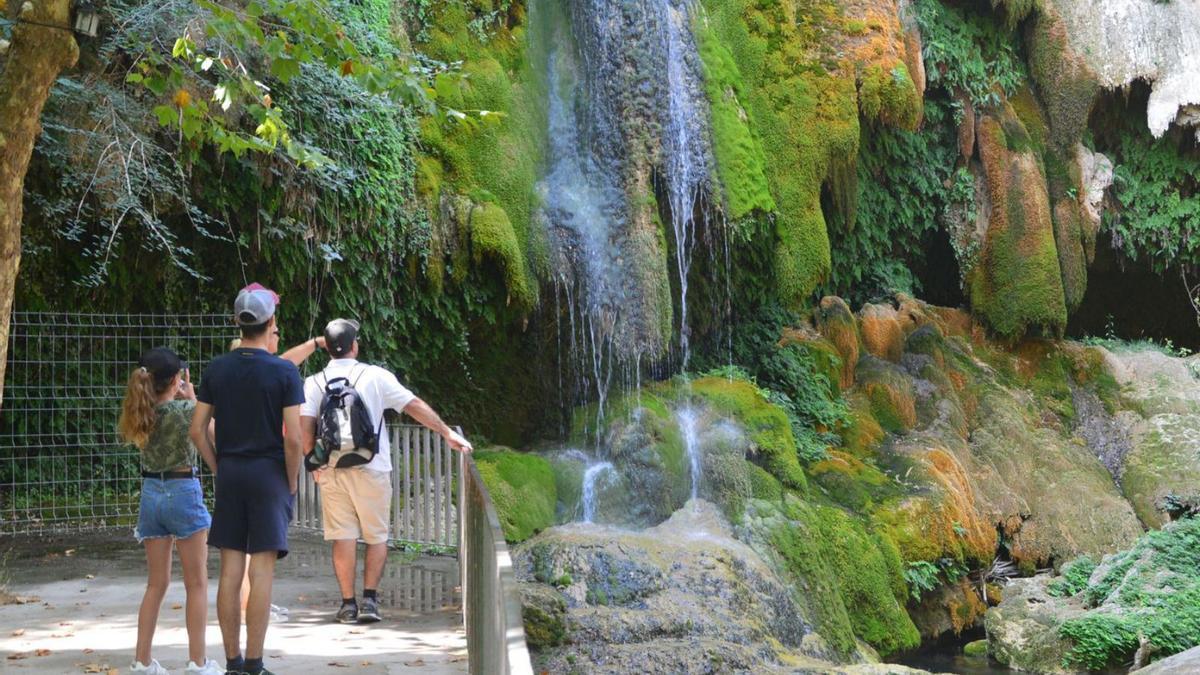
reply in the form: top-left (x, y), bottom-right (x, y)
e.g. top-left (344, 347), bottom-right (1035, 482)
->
top-left (134, 477), bottom-right (212, 542)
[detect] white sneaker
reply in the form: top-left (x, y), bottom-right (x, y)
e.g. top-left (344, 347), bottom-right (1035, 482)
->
top-left (130, 660), bottom-right (169, 675)
top-left (184, 659), bottom-right (224, 675)
top-left (270, 603), bottom-right (289, 622)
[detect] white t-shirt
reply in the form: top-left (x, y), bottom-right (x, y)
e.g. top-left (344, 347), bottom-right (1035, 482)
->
top-left (300, 359), bottom-right (416, 473)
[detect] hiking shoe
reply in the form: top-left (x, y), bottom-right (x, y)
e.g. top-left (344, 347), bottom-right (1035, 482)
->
top-left (336, 600), bottom-right (358, 624)
top-left (184, 659), bottom-right (224, 675)
top-left (269, 603), bottom-right (289, 622)
top-left (358, 597), bottom-right (381, 623)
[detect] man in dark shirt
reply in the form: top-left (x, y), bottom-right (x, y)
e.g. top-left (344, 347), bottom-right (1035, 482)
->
top-left (190, 284), bottom-right (303, 675)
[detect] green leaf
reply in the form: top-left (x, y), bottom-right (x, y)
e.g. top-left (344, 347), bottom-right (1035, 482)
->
top-left (152, 105), bottom-right (176, 127)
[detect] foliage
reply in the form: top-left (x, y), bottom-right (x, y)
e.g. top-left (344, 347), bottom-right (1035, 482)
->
top-left (1160, 493), bottom-right (1200, 521)
top-left (1106, 125), bottom-right (1200, 277)
top-left (824, 98), bottom-right (970, 304)
top-left (1047, 556), bottom-right (1097, 597)
top-left (914, 0), bottom-right (1025, 108)
top-left (1058, 517), bottom-right (1200, 669)
top-left (903, 557), bottom-right (970, 600)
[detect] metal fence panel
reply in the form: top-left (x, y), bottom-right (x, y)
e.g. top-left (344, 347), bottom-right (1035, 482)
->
top-left (0, 312), bottom-right (235, 534)
top-left (293, 425), bottom-right (459, 549)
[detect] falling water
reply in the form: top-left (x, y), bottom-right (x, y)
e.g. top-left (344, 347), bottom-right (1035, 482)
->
top-left (582, 461), bottom-right (615, 523)
top-left (677, 407), bottom-right (702, 500)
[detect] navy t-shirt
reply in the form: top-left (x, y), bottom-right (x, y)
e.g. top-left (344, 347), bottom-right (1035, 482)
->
top-left (196, 348), bottom-right (304, 460)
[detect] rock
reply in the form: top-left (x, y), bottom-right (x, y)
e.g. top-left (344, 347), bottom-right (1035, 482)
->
top-left (1043, 0), bottom-right (1200, 137)
top-left (515, 500), bottom-right (838, 672)
top-left (1138, 645), bottom-right (1200, 674)
top-left (859, 303), bottom-right (905, 363)
top-left (1102, 347), bottom-right (1200, 527)
top-left (984, 575), bottom-right (1082, 674)
top-left (520, 583), bottom-right (568, 648)
top-left (817, 296), bottom-right (862, 391)
top-left (963, 639), bottom-right (988, 658)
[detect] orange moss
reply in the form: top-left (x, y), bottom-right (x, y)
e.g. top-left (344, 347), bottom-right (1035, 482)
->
top-left (816, 296), bottom-right (861, 390)
top-left (923, 448), bottom-right (998, 559)
top-left (946, 579), bottom-right (989, 634)
top-left (860, 303), bottom-right (905, 362)
top-left (929, 307), bottom-right (974, 338)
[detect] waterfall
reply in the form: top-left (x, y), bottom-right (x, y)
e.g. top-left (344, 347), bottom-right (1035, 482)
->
top-left (582, 461), bottom-right (615, 523)
top-left (540, 0), bottom-right (715, 433)
top-left (677, 406), bottom-right (702, 500)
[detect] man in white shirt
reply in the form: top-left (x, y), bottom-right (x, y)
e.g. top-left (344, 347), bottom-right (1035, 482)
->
top-left (299, 318), bottom-right (472, 624)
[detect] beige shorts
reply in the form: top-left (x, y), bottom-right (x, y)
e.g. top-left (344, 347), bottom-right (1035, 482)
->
top-left (319, 467), bottom-right (392, 544)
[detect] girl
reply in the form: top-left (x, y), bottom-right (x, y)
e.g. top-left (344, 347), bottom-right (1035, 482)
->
top-left (118, 347), bottom-right (222, 675)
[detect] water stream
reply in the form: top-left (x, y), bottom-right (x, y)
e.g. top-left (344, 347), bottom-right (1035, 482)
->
top-left (677, 406), bottom-right (702, 501)
top-left (581, 461), bottom-right (615, 523)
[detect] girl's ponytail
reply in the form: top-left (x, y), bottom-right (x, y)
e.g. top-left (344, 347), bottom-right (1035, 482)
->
top-left (118, 367), bottom-right (158, 449)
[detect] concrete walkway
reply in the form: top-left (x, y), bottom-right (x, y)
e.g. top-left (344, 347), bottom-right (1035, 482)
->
top-left (0, 533), bottom-right (467, 674)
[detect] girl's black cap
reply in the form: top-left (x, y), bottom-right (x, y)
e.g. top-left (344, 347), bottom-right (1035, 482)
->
top-left (138, 347), bottom-right (182, 380)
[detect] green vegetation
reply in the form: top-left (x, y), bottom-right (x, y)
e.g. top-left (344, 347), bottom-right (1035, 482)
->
top-left (473, 448), bottom-right (557, 543)
top-left (825, 99), bottom-right (970, 305)
top-left (769, 497), bottom-right (919, 658)
top-left (1058, 518), bottom-right (1200, 669)
top-left (914, 0), bottom-right (1025, 108)
top-left (1047, 556), bottom-right (1096, 597)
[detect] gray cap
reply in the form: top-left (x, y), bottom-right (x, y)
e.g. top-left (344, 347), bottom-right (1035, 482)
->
top-left (233, 288), bottom-right (277, 326)
top-left (324, 318), bottom-right (360, 357)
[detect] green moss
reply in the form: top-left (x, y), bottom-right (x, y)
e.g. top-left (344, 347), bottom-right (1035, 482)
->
top-left (810, 450), bottom-right (897, 512)
top-left (473, 448), bottom-right (556, 543)
top-left (968, 113), bottom-right (1068, 338)
top-left (855, 356), bottom-right (917, 433)
top-left (747, 462), bottom-right (783, 501)
top-left (699, 0), bottom-right (860, 305)
top-left (689, 376), bottom-right (808, 491)
top-left (1047, 556), bottom-right (1096, 597)
top-left (770, 497), bottom-right (919, 658)
top-left (1026, 9), bottom-right (1099, 152)
top-left (694, 19), bottom-right (776, 219)
top-left (964, 639), bottom-right (989, 658)
top-left (417, 0), bottom-right (547, 306)
top-left (469, 201), bottom-right (535, 307)
top-left (792, 338), bottom-right (845, 397)
top-left (857, 63), bottom-right (922, 131)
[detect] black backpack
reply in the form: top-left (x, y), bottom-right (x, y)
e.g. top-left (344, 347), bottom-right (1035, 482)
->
top-left (313, 366), bottom-right (381, 469)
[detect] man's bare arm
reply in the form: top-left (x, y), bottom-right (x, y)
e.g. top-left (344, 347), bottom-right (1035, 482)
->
top-left (190, 402), bottom-right (218, 474)
top-left (403, 398), bottom-right (473, 453)
top-left (300, 415), bottom-right (318, 456)
top-left (283, 405), bottom-right (304, 493)
top-left (279, 337), bottom-right (325, 367)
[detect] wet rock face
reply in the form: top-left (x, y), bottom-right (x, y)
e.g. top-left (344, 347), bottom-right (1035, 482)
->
top-left (1045, 0), bottom-right (1200, 137)
top-left (1104, 347), bottom-right (1200, 527)
top-left (514, 500), bottom-right (832, 673)
top-left (985, 575), bottom-right (1081, 674)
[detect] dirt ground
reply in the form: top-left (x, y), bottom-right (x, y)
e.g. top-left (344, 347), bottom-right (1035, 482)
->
top-left (0, 531), bottom-right (467, 674)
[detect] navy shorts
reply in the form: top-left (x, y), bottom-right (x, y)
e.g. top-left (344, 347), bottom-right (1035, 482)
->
top-left (135, 477), bottom-right (211, 542)
top-left (209, 456), bottom-right (295, 559)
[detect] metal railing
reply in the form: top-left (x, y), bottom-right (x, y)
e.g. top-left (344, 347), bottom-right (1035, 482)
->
top-left (294, 424), bottom-right (459, 549)
top-left (459, 451), bottom-right (534, 675)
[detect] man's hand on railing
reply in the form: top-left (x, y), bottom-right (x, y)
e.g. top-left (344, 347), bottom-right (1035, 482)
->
top-left (446, 429), bottom-right (473, 454)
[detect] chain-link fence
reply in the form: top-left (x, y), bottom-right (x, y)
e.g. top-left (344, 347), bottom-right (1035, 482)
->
top-left (0, 312), bottom-right (236, 534)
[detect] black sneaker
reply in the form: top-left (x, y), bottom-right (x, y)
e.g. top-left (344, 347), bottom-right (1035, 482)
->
top-left (358, 597), bottom-right (381, 623)
top-left (336, 600), bottom-right (358, 624)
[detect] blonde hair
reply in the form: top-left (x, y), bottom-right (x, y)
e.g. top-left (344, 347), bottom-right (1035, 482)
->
top-left (118, 368), bottom-right (174, 449)
top-left (228, 338), bottom-right (241, 350)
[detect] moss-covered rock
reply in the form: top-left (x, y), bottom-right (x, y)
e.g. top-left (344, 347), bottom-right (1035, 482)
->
top-left (520, 582), bottom-right (568, 649)
top-left (816, 296), bottom-right (862, 391)
top-left (967, 106), bottom-right (1068, 338)
top-left (473, 448), bottom-right (557, 543)
top-left (858, 302), bottom-right (905, 363)
top-left (689, 376), bottom-right (808, 491)
top-left (855, 355), bottom-right (917, 433)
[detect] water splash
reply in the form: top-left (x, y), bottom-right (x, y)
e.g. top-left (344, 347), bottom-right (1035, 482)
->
top-left (582, 461), bottom-right (616, 523)
top-left (677, 406), bottom-right (702, 500)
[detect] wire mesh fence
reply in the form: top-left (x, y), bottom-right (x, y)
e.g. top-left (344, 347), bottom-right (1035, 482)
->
top-left (0, 312), bottom-right (236, 534)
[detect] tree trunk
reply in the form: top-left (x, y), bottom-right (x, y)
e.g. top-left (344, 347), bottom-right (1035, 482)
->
top-left (0, 0), bottom-right (77, 407)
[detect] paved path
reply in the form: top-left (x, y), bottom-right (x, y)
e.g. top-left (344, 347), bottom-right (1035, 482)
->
top-left (0, 533), bottom-right (467, 674)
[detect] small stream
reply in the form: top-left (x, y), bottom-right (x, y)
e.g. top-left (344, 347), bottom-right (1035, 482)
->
top-left (892, 629), bottom-right (1007, 674)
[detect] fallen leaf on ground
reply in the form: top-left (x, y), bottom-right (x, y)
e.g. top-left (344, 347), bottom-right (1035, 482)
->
top-left (8, 652), bottom-right (28, 660)
top-left (10, 629), bottom-right (24, 636)
top-left (171, 604), bottom-right (183, 610)
top-left (326, 662), bottom-right (349, 668)
top-left (35, 648), bottom-right (51, 656)
top-left (107, 669), bottom-right (119, 675)
top-left (403, 658), bottom-right (426, 667)
top-left (83, 648), bottom-right (94, 654)
top-left (83, 664), bottom-right (102, 673)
